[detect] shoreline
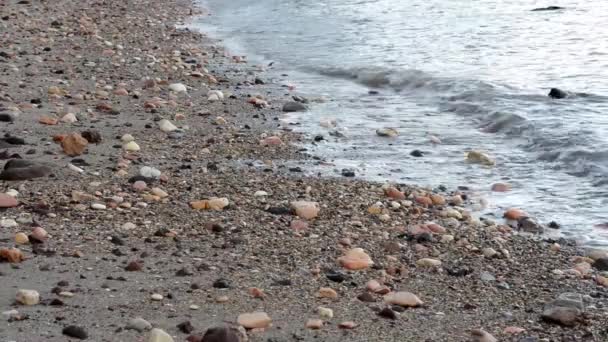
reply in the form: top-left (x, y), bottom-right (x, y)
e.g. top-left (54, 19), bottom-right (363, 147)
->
top-left (1, 0), bottom-right (608, 341)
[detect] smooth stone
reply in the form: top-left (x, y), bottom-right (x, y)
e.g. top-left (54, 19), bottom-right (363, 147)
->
top-left (0, 160), bottom-right (51, 180)
top-left (338, 248), bottom-right (373, 270)
top-left (158, 119), bottom-right (178, 132)
top-left (471, 329), bottom-right (497, 342)
top-left (237, 312), bottom-right (272, 329)
top-left (201, 326), bottom-right (240, 342)
top-left (0, 193), bottom-right (19, 207)
top-left (384, 291), bottom-right (423, 307)
top-left (127, 317), bottom-right (152, 332)
top-left (149, 328), bottom-right (174, 342)
top-left (169, 83), bottom-right (187, 93)
top-left (480, 271), bottom-right (496, 282)
top-left (290, 201), bottom-right (320, 219)
top-left (282, 101), bottom-right (307, 112)
top-left (16, 289), bottom-right (40, 305)
top-left (151, 293), bottom-right (163, 301)
top-left (306, 319), bottom-right (323, 330)
top-left (91, 203), bottom-right (106, 210)
top-left (15, 232), bottom-right (29, 244)
top-left (140, 166), bottom-right (161, 179)
top-left (121, 134), bottom-right (135, 143)
top-left (466, 150), bottom-right (495, 166)
top-left (541, 306), bottom-right (581, 326)
top-left (317, 287), bottom-right (338, 299)
top-left (62, 325), bottom-right (88, 340)
top-left (416, 258), bottom-right (441, 268)
top-left (518, 217), bottom-right (543, 233)
top-left (318, 307), bottom-right (333, 319)
top-left (123, 141), bottom-right (140, 152)
top-left (0, 219), bottom-right (17, 228)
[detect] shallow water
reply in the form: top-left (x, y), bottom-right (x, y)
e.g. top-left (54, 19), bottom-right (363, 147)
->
top-left (193, 0), bottom-right (608, 245)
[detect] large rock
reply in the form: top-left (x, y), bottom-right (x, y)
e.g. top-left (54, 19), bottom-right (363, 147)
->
top-left (0, 193), bottom-right (18, 207)
top-left (16, 289), bottom-right (40, 305)
top-left (592, 257), bottom-right (608, 271)
top-left (201, 326), bottom-right (240, 342)
top-left (282, 101), bottom-right (307, 112)
top-left (541, 306), bottom-right (581, 326)
top-left (149, 328), bottom-right (174, 342)
top-left (518, 217), bottom-right (544, 233)
top-left (541, 293), bottom-right (584, 326)
top-left (0, 159), bottom-right (52, 181)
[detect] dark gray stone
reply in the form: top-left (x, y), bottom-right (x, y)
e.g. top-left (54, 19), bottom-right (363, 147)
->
top-left (282, 101), bottom-right (307, 112)
top-left (201, 326), bottom-right (240, 342)
top-left (0, 159), bottom-right (52, 180)
top-left (593, 257), bottom-right (608, 271)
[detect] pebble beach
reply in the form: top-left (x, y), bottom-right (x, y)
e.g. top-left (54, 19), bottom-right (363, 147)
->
top-left (1, 0), bottom-right (608, 341)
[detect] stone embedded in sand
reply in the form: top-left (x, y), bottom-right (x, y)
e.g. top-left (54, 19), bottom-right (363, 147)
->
top-left (149, 328), bottom-right (174, 342)
top-left (207, 90), bottom-right (224, 102)
top-left (306, 319), bottom-right (323, 330)
top-left (317, 287), bottom-right (338, 299)
top-left (425, 222), bottom-right (446, 234)
top-left (491, 183), bottom-right (511, 192)
top-left (366, 279), bottom-right (382, 292)
top-left (158, 119), bottom-right (178, 132)
top-left (91, 203), bottom-right (106, 210)
top-left (114, 88), bottom-right (129, 96)
top-left (503, 326), bottom-right (526, 334)
top-left (81, 129), bottom-right (102, 143)
top-left (39, 116), bottom-right (58, 125)
top-left (416, 258), bottom-right (442, 268)
top-left (133, 181), bottom-right (147, 192)
top-left (123, 141), bottom-right (140, 152)
top-left (61, 133), bottom-right (88, 156)
top-left (249, 287), bottom-right (265, 298)
top-left (15, 233), bottom-right (29, 245)
top-left (190, 197), bottom-right (229, 211)
top-left (151, 293), bottom-right (163, 301)
top-left (290, 201), bottom-right (320, 220)
top-left (61, 113), bottom-right (78, 123)
top-left (200, 326), bottom-right (240, 342)
top-left (466, 150), bottom-right (495, 166)
top-left (31, 227), bottom-right (48, 242)
top-left (0, 193), bottom-right (18, 207)
top-left (470, 329), bottom-right (497, 342)
top-left (237, 312), bottom-right (272, 329)
top-left (291, 219), bottom-right (309, 232)
top-left (338, 248), bottom-right (373, 270)
top-left (127, 317), bottom-right (152, 332)
top-left (384, 186), bottom-right (405, 200)
top-left (169, 83), bottom-right (187, 93)
top-left (376, 128), bottom-right (399, 137)
top-left (318, 307), bottom-right (333, 319)
top-left (0, 248), bottom-right (24, 263)
top-left (384, 291), bottom-right (423, 307)
top-left (62, 326), bottom-right (88, 340)
top-left (260, 136), bottom-right (283, 146)
top-left (542, 306), bottom-right (581, 326)
top-left (151, 188), bottom-right (168, 198)
top-left (16, 289), bottom-right (39, 305)
top-left (339, 321), bottom-right (358, 329)
top-left (504, 208), bottom-right (527, 220)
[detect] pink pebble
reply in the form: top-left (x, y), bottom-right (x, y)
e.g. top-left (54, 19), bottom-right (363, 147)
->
top-left (132, 181), bottom-right (147, 191)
